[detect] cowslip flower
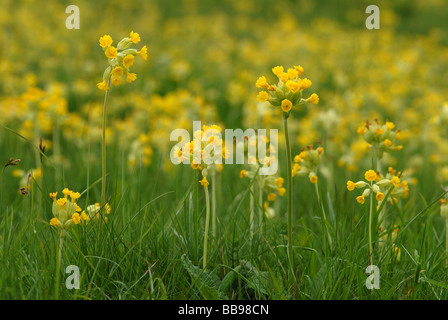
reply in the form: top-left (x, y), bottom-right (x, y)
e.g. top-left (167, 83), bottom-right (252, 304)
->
top-left (129, 30), bottom-right (141, 44)
top-left (255, 65), bottom-right (319, 116)
top-left (292, 144), bottom-right (324, 183)
top-left (238, 134), bottom-right (283, 236)
top-left (347, 169), bottom-right (394, 205)
top-left (173, 124), bottom-right (228, 262)
top-left (293, 143), bottom-right (332, 247)
top-left (347, 169), bottom-right (398, 266)
top-left (255, 65), bottom-right (319, 276)
top-left (97, 31), bottom-right (148, 91)
top-left (83, 202), bottom-right (111, 223)
top-left (379, 167), bottom-right (410, 203)
top-left (49, 188), bottom-right (85, 231)
top-left (358, 119), bottom-right (403, 160)
top-left (99, 35), bottom-right (113, 48)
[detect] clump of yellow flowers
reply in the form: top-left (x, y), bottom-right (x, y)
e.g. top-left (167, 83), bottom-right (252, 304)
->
top-left (347, 169), bottom-right (404, 265)
top-left (97, 31), bottom-right (148, 91)
top-left (173, 124), bottom-right (228, 182)
top-left (357, 119), bottom-right (402, 165)
top-left (292, 143), bottom-right (332, 247)
top-left (292, 145), bottom-right (324, 183)
top-left (256, 65), bottom-right (319, 115)
top-left (256, 65), bottom-right (320, 281)
top-left (347, 169), bottom-right (391, 205)
top-left (49, 188), bottom-right (87, 230)
top-left (96, 31), bottom-right (147, 242)
top-left (85, 202), bottom-right (112, 223)
top-left (49, 187), bottom-right (86, 299)
top-left (174, 124), bottom-right (228, 271)
top-left (238, 134), bottom-right (284, 237)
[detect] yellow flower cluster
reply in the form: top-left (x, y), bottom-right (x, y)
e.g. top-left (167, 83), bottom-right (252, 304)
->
top-left (238, 135), bottom-right (284, 219)
top-left (173, 124), bottom-right (228, 186)
top-left (357, 119), bottom-right (402, 160)
top-left (346, 168), bottom-right (406, 205)
top-left (49, 188), bottom-right (87, 229)
top-left (239, 166), bottom-right (286, 199)
top-left (97, 31), bottom-right (148, 91)
top-left (83, 202), bottom-right (112, 223)
top-left (256, 65), bottom-right (319, 115)
top-left (292, 145), bottom-right (324, 183)
top-left (381, 167), bottom-right (410, 203)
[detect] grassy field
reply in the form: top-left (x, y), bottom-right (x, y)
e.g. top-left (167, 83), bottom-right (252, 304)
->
top-left (1, 0), bottom-right (448, 300)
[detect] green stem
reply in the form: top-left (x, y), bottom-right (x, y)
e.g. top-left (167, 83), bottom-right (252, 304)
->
top-left (258, 184), bottom-right (263, 235)
top-left (0, 167), bottom-right (5, 214)
top-left (53, 121), bottom-right (61, 166)
top-left (203, 185), bottom-right (211, 271)
top-left (100, 83), bottom-right (111, 242)
top-left (283, 116), bottom-right (295, 280)
top-left (445, 219), bottom-right (448, 265)
top-left (250, 185), bottom-right (254, 240)
top-left (368, 183), bottom-right (374, 267)
top-left (314, 182), bottom-right (332, 248)
top-left (211, 174), bottom-right (216, 239)
top-left (55, 232), bottom-right (65, 300)
top-left (193, 170), bottom-right (199, 262)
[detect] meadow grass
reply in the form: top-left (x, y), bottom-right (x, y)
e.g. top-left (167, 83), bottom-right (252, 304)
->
top-left (1, 127), bottom-right (447, 300)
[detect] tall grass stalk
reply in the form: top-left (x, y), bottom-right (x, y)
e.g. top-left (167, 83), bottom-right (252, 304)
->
top-left (250, 184), bottom-right (254, 239)
top-left (203, 185), bottom-right (211, 271)
top-left (314, 182), bottom-right (332, 248)
top-left (258, 185), bottom-right (263, 235)
top-left (368, 182), bottom-right (374, 267)
top-left (211, 174), bottom-right (216, 239)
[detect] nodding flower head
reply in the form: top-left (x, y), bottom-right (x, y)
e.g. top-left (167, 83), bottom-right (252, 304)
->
top-left (256, 65), bottom-right (318, 117)
top-left (358, 119), bottom-right (403, 160)
top-left (292, 143), bottom-right (324, 183)
top-left (174, 124), bottom-right (227, 186)
top-left (49, 188), bottom-right (86, 230)
top-left (97, 31), bottom-right (148, 91)
top-left (347, 167), bottom-right (410, 205)
top-left (377, 167), bottom-right (411, 203)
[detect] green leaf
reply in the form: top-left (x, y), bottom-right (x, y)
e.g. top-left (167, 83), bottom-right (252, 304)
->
top-left (181, 254), bottom-right (225, 299)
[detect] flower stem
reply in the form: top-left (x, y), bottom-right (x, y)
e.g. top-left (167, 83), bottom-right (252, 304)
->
top-left (193, 170), bottom-right (199, 262)
top-left (211, 174), bottom-right (216, 239)
top-left (55, 232), bottom-right (65, 300)
top-left (283, 116), bottom-right (295, 280)
top-left (445, 219), bottom-right (448, 265)
top-left (250, 184), bottom-right (254, 239)
top-left (100, 83), bottom-right (110, 242)
top-left (258, 184), bottom-right (263, 235)
top-left (203, 185), bottom-right (211, 271)
top-left (368, 183), bottom-right (374, 267)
